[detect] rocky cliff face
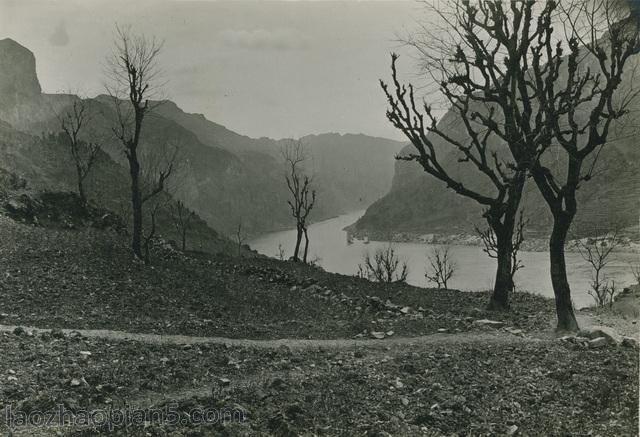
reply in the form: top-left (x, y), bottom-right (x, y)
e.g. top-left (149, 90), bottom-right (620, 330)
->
top-left (0, 39), bottom-right (41, 109)
top-left (354, 51), bottom-right (640, 239)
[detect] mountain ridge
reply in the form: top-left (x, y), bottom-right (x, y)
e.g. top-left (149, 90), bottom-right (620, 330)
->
top-left (0, 38), bottom-right (403, 238)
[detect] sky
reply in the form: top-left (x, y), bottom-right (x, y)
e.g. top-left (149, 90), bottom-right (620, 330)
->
top-left (0, 0), bottom-right (432, 140)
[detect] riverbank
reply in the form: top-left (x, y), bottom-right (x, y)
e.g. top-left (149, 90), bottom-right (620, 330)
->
top-left (345, 227), bottom-right (640, 253)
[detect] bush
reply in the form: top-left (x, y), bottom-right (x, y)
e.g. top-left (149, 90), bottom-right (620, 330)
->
top-left (357, 245), bottom-right (408, 283)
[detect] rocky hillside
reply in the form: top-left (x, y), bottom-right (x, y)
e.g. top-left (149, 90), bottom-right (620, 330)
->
top-left (0, 38), bottom-right (403, 237)
top-left (353, 47), bottom-right (640, 240)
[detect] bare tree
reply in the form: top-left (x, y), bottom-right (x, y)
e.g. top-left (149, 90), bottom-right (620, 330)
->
top-left (357, 245), bottom-right (409, 283)
top-left (142, 199), bottom-right (166, 264)
top-left (577, 230), bottom-right (621, 307)
top-left (170, 200), bottom-right (196, 251)
top-left (105, 24), bottom-right (165, 260)
top-left (475, 210), bottom-right (528, 292)
top-left (56, 99), bottom-right (100, 204)
top-left (383, 41), bottom-right (527, 309)
top-left (235, 221), bottom-right (246, 257)
top-left (399, 0), bottom-right (637, 331)
top-left (425, 246), bottom-right (456, 289)
top-left (282, 140), bottom-right (316, 263)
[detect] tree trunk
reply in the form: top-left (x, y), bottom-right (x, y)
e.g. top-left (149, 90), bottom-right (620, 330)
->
top-left (77, 178), bottom-right (86, 206)
top-left (292, 226), bottom-right (303, 262)
top-left (488, 227), bottom-right (513, 311)
top-left (486, 173), bottom-right (524, 311)
top-left (549, 214), bottom-right (579, 332)
top-left (181, 229), bottom-right (186, 251)
top-left (302, 227), bottom-right (310, 264)
top-left (129, 155), bottom-right (143, 259)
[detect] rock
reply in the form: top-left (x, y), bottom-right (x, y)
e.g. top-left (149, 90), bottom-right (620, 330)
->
top-left (452, 395), bottom-right (466, 404)
top-left (621, 337), bottom-right (639, 349)
top-left (269, 378), bottom-right (286, 390)
top-left (506, 424), bottom-right (518, 436)
top-left (437, 328), bottom-right (448, 333)
top-left (400, 397), bottom-right (409, 406)
top-left (304, 284), bottom-right (322, 294)
top-left (472, 319), bottom-right (505, 328)
top-left (588, 337), bottom-right (608, 348)
top-left (400, 306), bottom-right (411, 314)
top-left (505, 327), bottom-right (524, 335)
top-left (218, 377), bottom-right (231, 387)
top-left (371, 331), bottom-right (386, 339)
top-left (284, 403), bottom-right (305, 419)
top-left (578, 326), bottom-right (622, 345)
top-left (50, 328), bottom-right (65, 339)
top-left (277, 344), bottom-right (291, 354)
top-left (0, 39), bottom-right (42, 108)
top-left (384, 299), bottom-right (398, 309)
top-left (385, 330), bottom-right (394, 337)
top-left (70, 378), bottom-right (81, 387)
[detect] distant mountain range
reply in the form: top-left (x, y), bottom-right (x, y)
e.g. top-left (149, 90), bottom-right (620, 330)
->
top-left (352, 49), bottom-right (640, 240)
top-left (0, 38), bottom-right (403, 238)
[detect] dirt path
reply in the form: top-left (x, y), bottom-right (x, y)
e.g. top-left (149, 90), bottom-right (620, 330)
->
top-left (0, 324), bottom-right (544, 349)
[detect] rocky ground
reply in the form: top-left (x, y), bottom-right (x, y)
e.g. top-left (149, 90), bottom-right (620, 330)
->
top-left (0, 215), bottom-right (638, 436)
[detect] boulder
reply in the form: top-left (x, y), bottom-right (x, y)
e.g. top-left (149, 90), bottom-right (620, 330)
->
top-left (621, 337), bottom-right (639, 349)
top-left (588, 337), bottom-right (608, 348)
top-left (578, 326), bottom-right (622, 345)
top-left (303, 284), bottom-right (322, 294)
top-left (472, 319), bottom-right (505, 328)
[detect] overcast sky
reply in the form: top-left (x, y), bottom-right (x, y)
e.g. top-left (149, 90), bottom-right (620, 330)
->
top-left (0, 0), bottom-right (432, 140)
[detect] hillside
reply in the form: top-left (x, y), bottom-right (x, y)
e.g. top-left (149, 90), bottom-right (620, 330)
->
top-left (0, 38), bottom-right (403, 237)
top-left (353, 49), bottom-right (640, 240)
top-left (0, 207), bottom-right (637, 435)
top-left (0, 120), bottom-right (235, 254)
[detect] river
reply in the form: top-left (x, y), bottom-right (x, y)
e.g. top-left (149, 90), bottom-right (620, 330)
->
top-left (249, 210), bottom-right (639, 309)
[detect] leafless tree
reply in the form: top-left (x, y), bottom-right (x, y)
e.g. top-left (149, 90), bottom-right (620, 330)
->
top-left (276, 243), bottom-right (286, 261)
top-left (105, 24), bottom-right (166, 261)
top-left (282, 140), bottom-right (316, 263)
top-left (577, 230), bottom-right (621, 307)
top-left (399, 0), bottom-right (637, 331)
top-left (137, 143), bottom-right (180, 263)
top-left (357, 245), bottom-right (409, 283)
top-left (142, 198), bottom-right (167, 264)
top-left (170, 200), bottom-right (196, 251)
top-left (56, 99), bottom-right (100, 204)
top-left (383, 48), bottom-right (526, 309)
top-left (235, 221), bottom-right (246, 257)
top-left (475, 210), bottom-right (528, 292)
top-left (425, 246), bottom-right (456, 289)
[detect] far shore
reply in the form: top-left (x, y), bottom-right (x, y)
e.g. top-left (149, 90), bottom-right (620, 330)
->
top-left (345, 228), bottom-right (640, 254)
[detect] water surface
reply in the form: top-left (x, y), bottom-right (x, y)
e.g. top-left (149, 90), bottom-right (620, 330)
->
top-left (250, 210), bottom-right (639, 309)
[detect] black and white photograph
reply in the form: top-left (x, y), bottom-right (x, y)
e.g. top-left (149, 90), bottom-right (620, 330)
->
top-left (0, 0), bottom-right (638, 435)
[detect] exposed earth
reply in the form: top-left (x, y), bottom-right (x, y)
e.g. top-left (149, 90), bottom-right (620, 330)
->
top-left (0, 210), bottom-right (638, 436)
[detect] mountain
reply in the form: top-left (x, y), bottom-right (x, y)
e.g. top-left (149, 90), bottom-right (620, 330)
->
top-left (353, 50), bottom-right (640, 240)
top-left (0, 38), bottom-right (403, 238)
